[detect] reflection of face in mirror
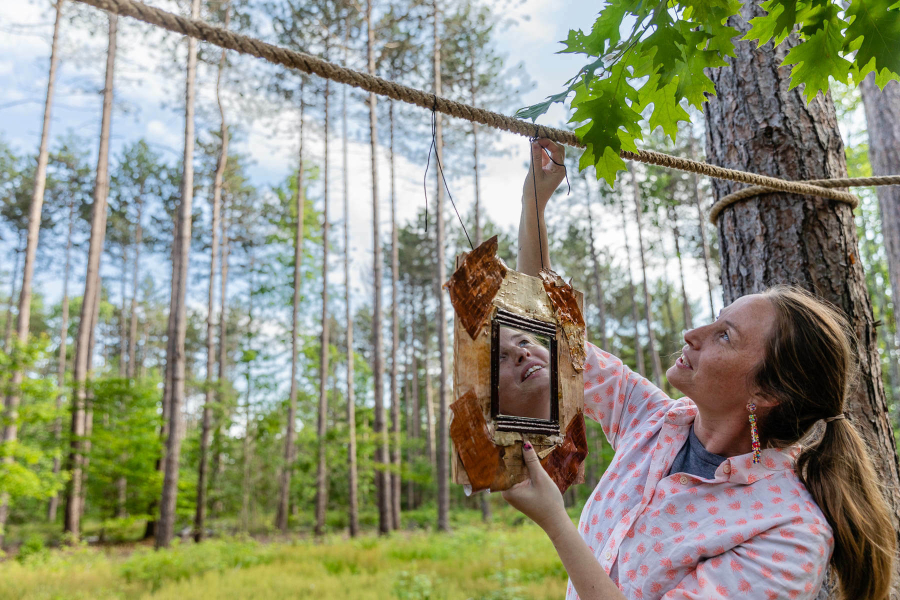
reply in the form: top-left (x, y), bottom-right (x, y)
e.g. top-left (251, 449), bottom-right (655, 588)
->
top-left (497, 326), bottom-right (552, 420)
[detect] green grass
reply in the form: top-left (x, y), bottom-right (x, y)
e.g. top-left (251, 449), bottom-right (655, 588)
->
top-left (0, 507), bottom-right (572, 600)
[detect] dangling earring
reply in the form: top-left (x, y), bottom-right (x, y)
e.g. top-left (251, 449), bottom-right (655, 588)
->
top-left (747, 402), bottom-right (761, 464)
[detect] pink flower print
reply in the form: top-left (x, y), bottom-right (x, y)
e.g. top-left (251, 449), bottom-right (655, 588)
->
top-left (708, 506), bottom-right (719, 515)
top-left (640, 564), bottom-right (649, 576)
top-left (728, 501), bottom-right (741, 510)
top-left (653, 541), bottom-right (664, 553)
top-left (685, 503), bottom-right (696, 514)
top-left (681, 553), bottom-right (693, 565)
top-left (636, 542), bottom-right (646, 554)
top-left (772, 551), bottom-right (786, 563)
top-left (674, 535), bottom-right (685, 543)
top-left (703, 493), bottom-right (717, 503)
top-left (715, 584), bottom-right (729, 596)
top-left (651, 526), bottom-right (664, 537)
top-left (738, 579), bottom-right (752, 592)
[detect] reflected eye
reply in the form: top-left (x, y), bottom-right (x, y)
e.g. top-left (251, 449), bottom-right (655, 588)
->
top-left (518, 339), bottom-right (532, 348)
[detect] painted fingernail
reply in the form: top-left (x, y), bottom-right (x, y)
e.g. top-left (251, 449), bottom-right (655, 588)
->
top-left (524, 441), bottom-right (532, 450)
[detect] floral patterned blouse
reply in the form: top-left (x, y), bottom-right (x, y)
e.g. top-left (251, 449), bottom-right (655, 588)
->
top-left (566, 343), bottom-right (833, 600)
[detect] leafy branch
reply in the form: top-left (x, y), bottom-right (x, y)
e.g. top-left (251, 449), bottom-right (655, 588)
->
top-left (517, 0), bottom-right (900, 185)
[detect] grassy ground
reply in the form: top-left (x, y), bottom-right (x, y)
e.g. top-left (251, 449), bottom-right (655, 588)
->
top-left (0, 506), bottom-right (573, 600)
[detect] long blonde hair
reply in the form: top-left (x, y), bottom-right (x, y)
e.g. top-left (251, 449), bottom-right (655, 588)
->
top-left (754, 285), bottom-right (896, 600)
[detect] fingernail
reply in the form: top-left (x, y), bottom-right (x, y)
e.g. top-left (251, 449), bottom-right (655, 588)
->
top-left (524, 441), bottom-right (532, 450)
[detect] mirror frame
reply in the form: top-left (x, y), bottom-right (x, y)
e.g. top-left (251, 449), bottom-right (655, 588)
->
top-left (490, 309), bottom-right (559, 435)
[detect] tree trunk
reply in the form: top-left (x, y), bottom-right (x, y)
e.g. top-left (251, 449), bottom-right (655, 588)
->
top-left (314, 61), bottom-right (331, 539)
top-left (196, 3), bottom-right (229, 542)
top-left (156, 0), bottom-right (200, 549)
top-left (241, 254), bottom-right (255, 534)
top-left (408, 296), bottom-right (421, 509)
top-left (367, 0), bottom-right (391, 535)
top-left (687, 130), bottom-right (717, 320)
top-left (630, 167), bottom-right (663, 387)
top-left (705, 4), bottom-right (900, 592)
top-left (276, 80), bottom-right (305, 534)
top-left (585, 184), bottom-right (608, 349)
top-left (48, 196), bottom-right (75, 523)
top-left (63, 13), bottom-right (116, 540)
top-left (860, 77), bottom-right (900, 342)
top-left (3, 242), bottom-right (22, 352)
top-left (210, 179), bottom-right (230, 519)
top-left (432, 0), bottom-right (450, 534)
top-left (620, 196), bottom-right (645, 375)
top-left (389, 101), bottom-right (402, 530)
top-left (339, 72), bottom-right (359, 537)
top-left (79, 277), bottom-right (101, 521)
top-left (423, 317), bottom-right (436, 467)
top-left (669, 205), bottom-right (693, 330)
top-left (127, 191), bottom-right (142, 379)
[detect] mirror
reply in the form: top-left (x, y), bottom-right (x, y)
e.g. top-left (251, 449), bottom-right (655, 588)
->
top-left (491, 310), bottom-right (559, 435)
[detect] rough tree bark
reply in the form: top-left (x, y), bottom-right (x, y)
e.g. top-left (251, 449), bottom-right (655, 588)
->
top-left (0, 0), bottom-right (65, 540)
top-left (432, 0), bottom-right (450, 534)
top-left (64, 12), bottom-right (116, 540)
top-left (210, 171), bottom-right (231, 519)
top-left (389, 101), bottom-right (402, 530)
top-left (240, 253), bottom-right (255, 533)
top-left (195, 2), bottom-right (229, 542)
top-left (276, 80), bottom-right (305, 534)
top-left (705, 3), bottom-right (900, 593)
top-left (367, 0), bottom-right (392, 535)
top-left (630, 167), bottom-right (663, 387)
top-left (860, 77), bottom-right (900, 347)
top-left (314, 67), bottom-right (331, 538)
top-left (156, 0), bottom-right (200, 549)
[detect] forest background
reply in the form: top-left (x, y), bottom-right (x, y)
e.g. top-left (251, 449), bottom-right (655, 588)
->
top-left (0, 0), bottom-right (898, 598)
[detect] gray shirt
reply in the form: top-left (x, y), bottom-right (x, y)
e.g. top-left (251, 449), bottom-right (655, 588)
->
top-left (666, 424), bottom-right (726, 480)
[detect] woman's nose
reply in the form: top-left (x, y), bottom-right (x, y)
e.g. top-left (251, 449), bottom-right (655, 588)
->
top-left (683, 327), bottom-right (700, 348)
top-left (515, 348), bottom-right (530, 363)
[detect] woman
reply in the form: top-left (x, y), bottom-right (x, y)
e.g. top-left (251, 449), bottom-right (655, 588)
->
top-left (497, 325), bottom-right (552, 420)
top-left (502, 139), bottom-right (896, 600)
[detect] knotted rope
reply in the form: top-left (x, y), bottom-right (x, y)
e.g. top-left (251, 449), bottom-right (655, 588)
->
top-left (72, 0), bottom-right (898, 223)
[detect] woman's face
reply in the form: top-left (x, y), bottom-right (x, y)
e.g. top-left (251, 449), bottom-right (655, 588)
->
top-left (666, 294), bottom-right (777, 418)
top-left (497, 327), bottom-right (552, 420)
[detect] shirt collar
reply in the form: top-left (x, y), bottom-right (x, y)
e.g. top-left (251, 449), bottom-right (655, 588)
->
top-left (664, 402), bottom-right (801, 484)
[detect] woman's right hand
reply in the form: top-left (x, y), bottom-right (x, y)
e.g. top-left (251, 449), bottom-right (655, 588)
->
top-left (522, 138), bottom-right (566, 212)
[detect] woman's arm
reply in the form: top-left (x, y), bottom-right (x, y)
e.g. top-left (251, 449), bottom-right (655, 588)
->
top-left (503, 443), bottom-right (626, 600)
top-left (517, 139), bottom-right (566, 277)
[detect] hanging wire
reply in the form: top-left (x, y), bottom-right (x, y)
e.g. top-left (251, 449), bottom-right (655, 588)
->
top-left (529, 137), bottom-right (570, 272)
top-left (424, 95), bottom-right (474, 250)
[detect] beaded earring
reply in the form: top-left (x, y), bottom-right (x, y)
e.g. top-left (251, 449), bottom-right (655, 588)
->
top-left (747, 402), bottom-right (761, 464)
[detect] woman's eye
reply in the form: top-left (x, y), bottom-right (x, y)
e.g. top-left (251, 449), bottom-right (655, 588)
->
top-left (720, 331), bottom-right (730, 341)
top-left (518, 339), bottom-right (531, 347)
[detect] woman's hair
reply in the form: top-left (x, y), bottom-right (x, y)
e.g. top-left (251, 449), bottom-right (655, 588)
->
top-left (753, 285), bottom-right (896, 600)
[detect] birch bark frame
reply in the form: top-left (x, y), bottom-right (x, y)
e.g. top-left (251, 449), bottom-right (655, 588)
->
top-left (451, 257), bottom-right (585, 491)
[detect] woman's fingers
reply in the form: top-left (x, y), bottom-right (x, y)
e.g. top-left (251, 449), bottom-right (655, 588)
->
top-left (521, 441), bottom-right (545, 481)
top-left (536, 138), bottom-right (565, 168)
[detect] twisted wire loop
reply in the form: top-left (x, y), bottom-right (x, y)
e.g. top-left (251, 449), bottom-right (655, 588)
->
top-left (73, 0), bottom-right (899, 218)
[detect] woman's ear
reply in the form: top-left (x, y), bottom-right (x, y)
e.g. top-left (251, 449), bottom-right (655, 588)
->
top-left (751, 391), bottom-right (779, 411)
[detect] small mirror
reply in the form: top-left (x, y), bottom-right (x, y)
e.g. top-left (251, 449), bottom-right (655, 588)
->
top-left (491, 310), bottom-right (559, 435)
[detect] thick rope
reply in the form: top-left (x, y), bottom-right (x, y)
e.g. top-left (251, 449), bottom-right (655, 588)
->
top-left (72, 0), bottom-right (897, 216)
top-left (709, 175), bottom-right (900, 224)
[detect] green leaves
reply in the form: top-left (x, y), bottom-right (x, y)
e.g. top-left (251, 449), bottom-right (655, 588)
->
top-left (517, 0), bottom-right (900, 186)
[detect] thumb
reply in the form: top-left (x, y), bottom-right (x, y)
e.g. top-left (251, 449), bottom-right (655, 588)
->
top-left (522, 441), bottom-right (543, 479)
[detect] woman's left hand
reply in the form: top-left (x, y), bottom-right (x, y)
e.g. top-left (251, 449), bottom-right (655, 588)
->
top-left (502, 442), bottom-right (570, 537)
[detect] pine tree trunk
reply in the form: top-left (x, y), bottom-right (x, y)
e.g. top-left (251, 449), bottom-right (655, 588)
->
top-left (48, 196), bottom-right (75, 523)
top-left (630, 167), bottom-right (663, 387)
top-left (432, 0), bottom-right (450, 534)
top-left (424, 344), bottom-right (436, 467)
top-left (339, 74), bottom-right (359, 537)
top-left (117, 249), bottom-right (127, 377)
top-left (127, 192), bottom-right (142, 380)
top-left (705, 4), bottom-right (900, 592)
top-left (620, 197), bottom-right (645, 375)
top-left (314, 70), bottom-right (331, 538)
top-left (64, 13), bottom-right (116, 540)
top-left (669, 206), bottom-right (693, 330)
top-left (79, 281), bottom-right (100, 520)
top-left (3, 244), bottom-right (21, 352)
top-left (277, 80), bottom-right (305, 534)
top-left (196, 4), bottom-right (229, 542)
top-left (156, 0), bottom-right (200, 549)
top-left (367, 0), bottom-right (391, 535)
top-left (471, 63), bottom-right (481, 247)
top-left (241, 255), bottom-right (255, 534)
top-left (0, 0), bottom-right (66, 514)
top-left (860, 77), bottom-right (900, 339)
top-left (210, 184), bottom-right (230, 519)
top-left (389, 102), bottom-right (402, 530)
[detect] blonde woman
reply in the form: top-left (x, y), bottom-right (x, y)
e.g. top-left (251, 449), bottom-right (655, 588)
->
top-left (502, 139), bottom-right (896, 600)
